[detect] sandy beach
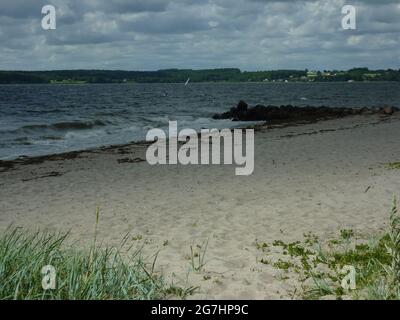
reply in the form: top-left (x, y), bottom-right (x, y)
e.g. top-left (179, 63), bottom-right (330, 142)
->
top-left (1, 113), bottom-right (399, 299)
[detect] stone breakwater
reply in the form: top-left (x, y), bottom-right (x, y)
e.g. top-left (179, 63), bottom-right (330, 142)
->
top-left (213, 100), bottom-right (399, 124)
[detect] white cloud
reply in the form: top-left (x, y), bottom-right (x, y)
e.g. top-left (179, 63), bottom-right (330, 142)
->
top-left (0, 0), bottom-right (398, 70)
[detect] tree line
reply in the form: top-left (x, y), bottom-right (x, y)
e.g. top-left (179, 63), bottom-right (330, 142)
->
top-left (0, 68), bottom-right (399, 84)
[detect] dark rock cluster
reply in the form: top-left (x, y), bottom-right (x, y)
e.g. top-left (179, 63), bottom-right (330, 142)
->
top-left (212, 100), bottom-right (399, 123)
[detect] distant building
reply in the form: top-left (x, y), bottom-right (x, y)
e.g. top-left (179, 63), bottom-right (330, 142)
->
top-left (307, 71), bottom-right (318, 81)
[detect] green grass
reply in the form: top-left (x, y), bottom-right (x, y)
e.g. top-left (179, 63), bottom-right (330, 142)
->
top-left (257, 198), bottom-right (400, 300)
top-left (0, 227), bottom-right (180, 300)
top-left (386, 162), bottom-right (400, 170)
top-left (188, 238), bottom-right (209, 272)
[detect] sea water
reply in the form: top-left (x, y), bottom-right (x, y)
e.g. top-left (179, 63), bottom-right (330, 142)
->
top-left (0, 82), bottom-right (399, 160)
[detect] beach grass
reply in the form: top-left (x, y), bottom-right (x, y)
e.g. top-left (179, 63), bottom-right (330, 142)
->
top-left (189, 238), bottom-right (209, 273)
top-left (386, 162), bottom-right (400, 170)
top-left (258, 198), bottom-right (400, 300)
top-left (0, 227), bottom-right (173, 300)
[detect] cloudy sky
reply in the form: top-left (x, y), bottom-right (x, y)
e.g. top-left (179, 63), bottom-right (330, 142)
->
top-left (0, 0), bottom-right (399, 71)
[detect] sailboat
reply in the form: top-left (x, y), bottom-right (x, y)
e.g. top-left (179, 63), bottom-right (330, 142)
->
top-left (184, 78), bottom-right (190, 86)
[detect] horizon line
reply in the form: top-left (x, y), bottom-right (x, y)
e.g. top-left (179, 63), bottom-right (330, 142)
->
top-left (2, 67), bottom-right (400, 73)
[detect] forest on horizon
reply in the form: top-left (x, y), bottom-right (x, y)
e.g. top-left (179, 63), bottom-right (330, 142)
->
top-left (1, 67), bottom-right (400, 84)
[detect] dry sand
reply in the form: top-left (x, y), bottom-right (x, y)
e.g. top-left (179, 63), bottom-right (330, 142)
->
top-left (0, 113), bottom-right (399, 299)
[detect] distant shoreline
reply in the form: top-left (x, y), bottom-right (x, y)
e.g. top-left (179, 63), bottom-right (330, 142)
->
top-left (1, 81), bottom-right (400, 86)
top-left (1, 67), bottom-right (399, 84)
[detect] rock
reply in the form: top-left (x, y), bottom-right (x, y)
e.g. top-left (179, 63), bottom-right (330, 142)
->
top-left (237, 100), bottom-right (248, 112)
top-left (359, 107), bottom-right (369, 114)
top-left (213, 101), bottom-right (398, 124)
top-left (382, 106), bottom-right (394, 115)
top-left (213, 101), bottom-right (358, 123)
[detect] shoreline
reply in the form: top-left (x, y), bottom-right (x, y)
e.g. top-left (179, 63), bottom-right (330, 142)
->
top-left (1, 107), bottom-right (396, 171)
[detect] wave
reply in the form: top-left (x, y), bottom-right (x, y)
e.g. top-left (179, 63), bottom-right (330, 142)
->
top-left (26, 109), bottom-right (65, 114)
top-left (95, 110), bottom-right (132, 117)
top-left (40, 135), bottom-right (64, 141)
top-left (1, 119), bottom-right (110, 135)
top-left (14, 137), bottom-right (33, 145)
top-left (52, 120), bottom-right (108, 130)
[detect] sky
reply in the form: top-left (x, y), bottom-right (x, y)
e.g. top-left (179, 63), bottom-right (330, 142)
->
top-left (0, 0), bottom-right (399, 71)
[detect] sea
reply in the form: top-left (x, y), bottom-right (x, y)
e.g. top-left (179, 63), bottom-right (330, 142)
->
top-left (0, 82), bottom-right (399, 160)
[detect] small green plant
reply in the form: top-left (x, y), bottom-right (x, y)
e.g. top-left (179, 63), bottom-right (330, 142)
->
top-left (340, 229), bottom-right (354, 241)
top-left (306, 278), bottom-right (336, 299)
top-left (273, 259), bottom-right (295, 271)
top-left (132, 234), bottom-right (143, 241)
top-left (189, 239), bottom-right (209, 272)
top-left (386, 162), bottom-right (400, 170)
top-left (255, 241), bottom-right (269, 251)
top-left (165, 285), bottom-right (198, 299)
top-left (257, 198), bottom-right (400, 300)
top-left (383, 197), bottom-right (400, 298)
top-left (94, 206), bottom-right (100, 244)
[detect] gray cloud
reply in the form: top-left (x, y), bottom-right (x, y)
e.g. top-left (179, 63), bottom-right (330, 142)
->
top-left (0, 0), bottom-right (49, 19)
top-left (0, 0), bottom-right (399, 70)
